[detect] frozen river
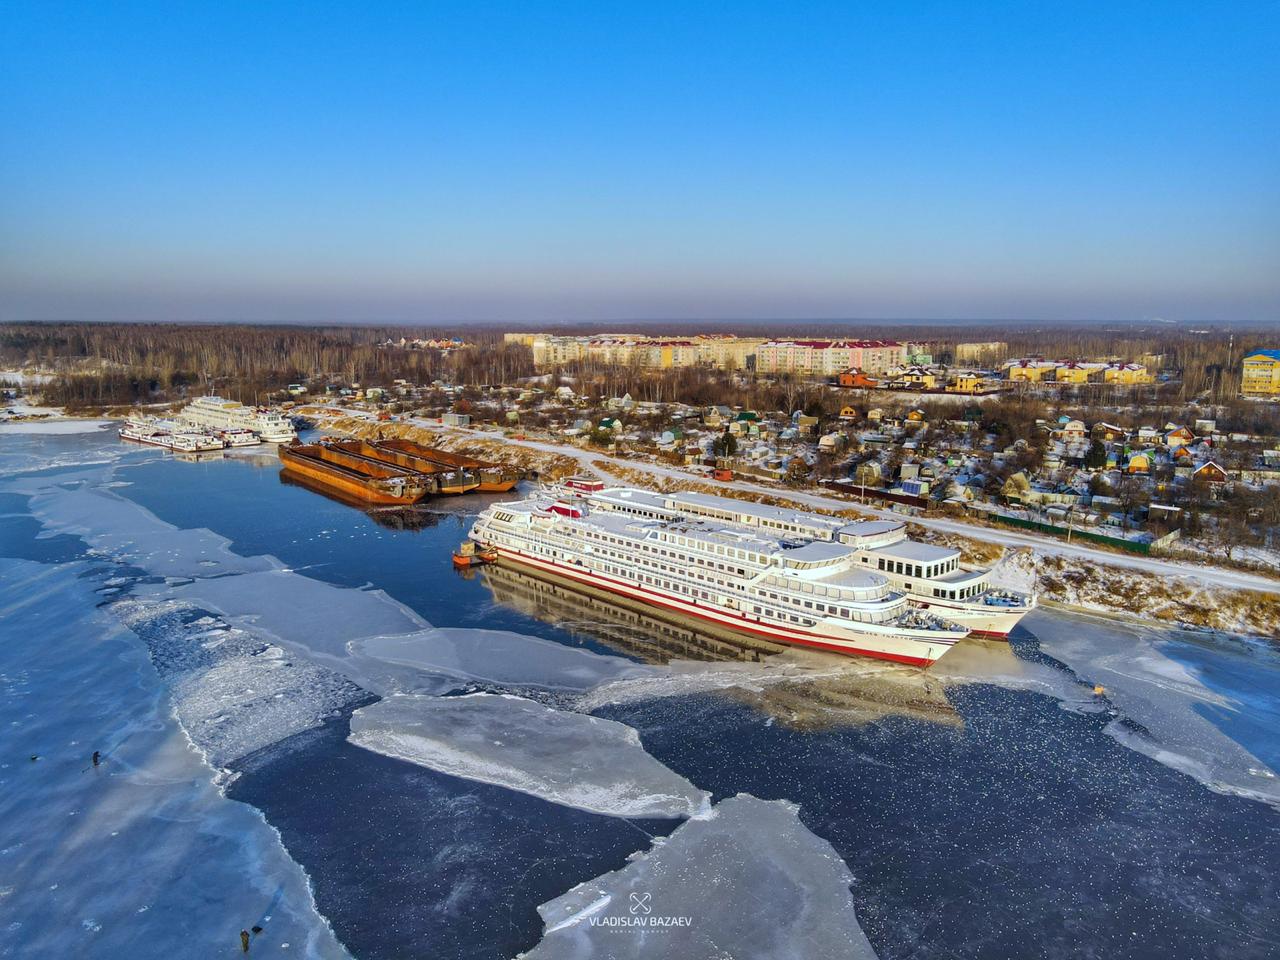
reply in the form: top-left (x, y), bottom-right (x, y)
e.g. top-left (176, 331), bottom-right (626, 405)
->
top-left (1, 426), bottom-right (1278, 959)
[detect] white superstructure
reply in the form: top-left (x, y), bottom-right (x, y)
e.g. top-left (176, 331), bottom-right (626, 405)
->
top-left (177, 396), bottom-right (296, 443)
top-left (581, 485), bottom-right (1036, 637)
top-left (468, 493), bottom-right (968, 666)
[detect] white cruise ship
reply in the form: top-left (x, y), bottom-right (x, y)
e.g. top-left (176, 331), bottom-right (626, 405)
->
top-left (177, 396), bottom-right (297, 443)
top-left (468, 493), bottom-right (969, 666)
top-left (578, 484), bottom-right (1036, 638)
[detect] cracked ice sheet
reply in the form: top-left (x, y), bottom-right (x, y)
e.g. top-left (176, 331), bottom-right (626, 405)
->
top-left (1024, 608), bottom-right (1280, 808)
top-left (349, 693), bottom-right (709, 819)
top-left (17, 466), bottom-right (649, 696)
top-left (358, 627), bottom-right (655, 692)
top-left (28, 482), bottom-right (276, 579)
top-left (928, 637), bottom-right (1100, 707)
top-left (521, 793), bottom-right (878, 960)
top-left (0, 418), bottom-right (115, 435)
top-left (0, 558), bottom-right (349, 959)
top-left (115, 598), bottom-right (369, 768)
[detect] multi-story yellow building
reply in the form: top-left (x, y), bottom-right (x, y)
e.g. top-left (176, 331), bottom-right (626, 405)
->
top-left (1102, 362), bottom-right (1153, 385)
top-left (525, 333), bottom-right (770, 371)
top-left (1003, 359), bottom-right (1058, 381)
top-left (1242, 350), bottom-right (1280, 396)
top-left (946, 371), bottom-right (986, 394)
top-left (1054, 361), bottom-right (1107, 384)
top-left (754, 340), bottom-right (909, 377)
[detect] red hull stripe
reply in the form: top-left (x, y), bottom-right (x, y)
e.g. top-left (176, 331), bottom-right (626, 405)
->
top-left (487, 545), bottom-right (945, 667)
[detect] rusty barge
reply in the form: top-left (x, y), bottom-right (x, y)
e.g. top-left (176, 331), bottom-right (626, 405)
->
top-left (278, 442), bottom-right (433, 504)
top-left (367, 438), bottom-right (519, 492)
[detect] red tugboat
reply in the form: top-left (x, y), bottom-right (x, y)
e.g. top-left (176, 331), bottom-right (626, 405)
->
top-left (452, 539), bottom-right (499, 568)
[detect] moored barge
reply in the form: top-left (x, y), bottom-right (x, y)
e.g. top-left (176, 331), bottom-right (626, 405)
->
top-left (334, 439), bottom-right (481, 494)
top-left (367, 438), bottom-right (517, 492)
top-left (278, 441), bottom-right (431, 504)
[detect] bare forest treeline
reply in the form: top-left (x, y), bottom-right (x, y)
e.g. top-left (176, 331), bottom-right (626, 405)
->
top-left (0, 321), bottom-right (1273, 426)
top-left (0, 323), bottom-right (531, 410)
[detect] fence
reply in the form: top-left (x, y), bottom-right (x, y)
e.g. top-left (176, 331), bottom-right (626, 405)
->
top-left (981, 512), bottom-right (1154, 554)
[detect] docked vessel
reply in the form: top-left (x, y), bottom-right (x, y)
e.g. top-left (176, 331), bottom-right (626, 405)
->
top-left (481, 561), bottom-right (967, 727)
top-left (468, 493), bottom-right (969, 666)
top-left (580, 485), bottom-right (1036, 638)
top-left (178, 396), bottom-right (297, 443)
top-left (278, 441), bottom-right (431, 504)
top-left (348, 439), bottom-right (480, 494)
top-left (370, 438), bottom-right (518, 492)
top-left (119, 417), bottom-right (224, 453)
top-left (452, 540), bottom-right (498, 568)
top-left (215, 427), bottom-right (262, 447)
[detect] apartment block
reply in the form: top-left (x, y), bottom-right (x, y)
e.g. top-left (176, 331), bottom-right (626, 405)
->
top-left (1242, 350), bottom-right (1280, 396)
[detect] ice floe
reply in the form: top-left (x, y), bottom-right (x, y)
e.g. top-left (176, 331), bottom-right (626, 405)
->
top-left (929, 636), bottom-right (1098, 707)
top-left (28, 483), bottom-right (276, 579)
top-left (349, 693), bottom-right (709, 819)
top-left (358, 626), bottom-right (655, 692)
top-left (520, 793), bottom-right (878, 959)
top-left (15, 465), bottom-right (649, 697)
top-left (1024, 609), bottom-right (1280, 808)
top-left (116, 598), bottom-right (369, 768)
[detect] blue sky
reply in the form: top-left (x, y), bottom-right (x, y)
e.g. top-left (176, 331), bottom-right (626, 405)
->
top-left (2, 1), bottom-right (1277, 324)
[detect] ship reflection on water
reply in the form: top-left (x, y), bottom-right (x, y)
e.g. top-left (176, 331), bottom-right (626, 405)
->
top-left (278, 470), bottom-right (456, 531)
top-left (470, 559), bottom-right (1013, 731)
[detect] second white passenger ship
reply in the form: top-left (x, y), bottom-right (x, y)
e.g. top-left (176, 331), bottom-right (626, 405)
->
top-left (468, 487), bottom-right (969, 666)
top-left (177, 396), bottom-right (297, 443)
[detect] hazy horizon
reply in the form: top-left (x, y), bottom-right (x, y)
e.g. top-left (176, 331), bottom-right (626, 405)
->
top-left (3, 3), bottom-right (1277, 325)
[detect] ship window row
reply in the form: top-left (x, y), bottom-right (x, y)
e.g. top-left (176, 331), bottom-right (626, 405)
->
top-left (496, 528), bottom-right (874, 626)
top-left (933, 585), bottom-right (981, 600)
top-left (656, 531), bottom-right (768, 566)
top-left (680, 506), bottom-right (810, 538)
top-left (759, 589), bottom-right (876, 623)
top-left (877, 557), bottom-right (959, 579)
top-left (761, 574), bottom-right (879, 603)
top-left (585, 542), bottom-right (746, 582)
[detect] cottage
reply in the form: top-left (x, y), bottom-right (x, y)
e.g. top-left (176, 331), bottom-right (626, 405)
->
top-left (1055, 418), bottom-right (1086, 440)
top-left (853, 460), bottom-right (883, 486)
top-left (947, 371), bottom-right (985, 394)
top-left (837, 369), bottom-right (880, 389)
top-left (1091, 422), bottom-right (1127, 442)
top-left (1191, 461), bottom-right (1229, 485)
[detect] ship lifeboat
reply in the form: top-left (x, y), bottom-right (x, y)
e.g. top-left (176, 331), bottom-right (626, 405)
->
top-left (452, 540), bottom-right (498, 568)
